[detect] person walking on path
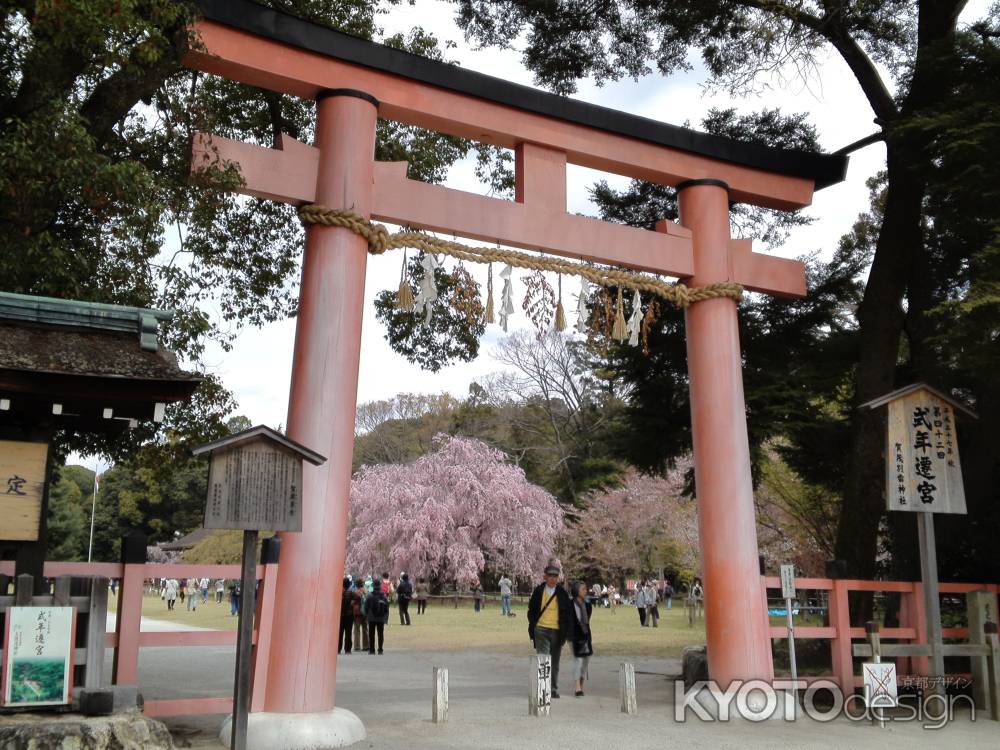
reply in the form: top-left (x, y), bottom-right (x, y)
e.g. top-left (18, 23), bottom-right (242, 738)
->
top-left (352, 578), bottom-right (369, 652)
top-left (338, 577), bottom-right (356, 654)
top-left (363, 578), bottom-right (390, 654)
top-left (608, 584), bottom-right (617, 615)
top-left (164, 578), bottom-right (178, 611)
top-left (186, 579), bottom-right (199, 611)
top-left (199, 577), bottom-right (210, 605)
top-left (569, 581), bottom-right (594, 697)
top-left (472, 583), bottom-right (484, 613)
top-left (635, 583), bottom-right (647, 626)
top-left (397, 572), bottom-right (413, 626)
top-left (498, 574), bottom-right (513, 617)
top-left (644, 580), bottom-right (659, 628)
top-left (415, 578), bottom-right (430, 615)
top-left (228, 580), bottom-right (241, 616)
top-left (215, 579), bottom-right (225, 604)
top-left (663, 580), bottom-right (674, 610)
top-left (527, 562), bottom-right (572, 699)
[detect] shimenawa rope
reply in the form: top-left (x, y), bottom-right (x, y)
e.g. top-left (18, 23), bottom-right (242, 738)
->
top-left (297, 205), bottom-right (743, 309)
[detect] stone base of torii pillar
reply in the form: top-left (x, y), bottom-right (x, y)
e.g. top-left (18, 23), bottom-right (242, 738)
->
top-left (219, 709), bottom-right (366, 749)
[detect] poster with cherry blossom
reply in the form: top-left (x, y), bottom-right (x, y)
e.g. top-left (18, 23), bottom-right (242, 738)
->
top-left (2, 607), bottom-right (75, 707)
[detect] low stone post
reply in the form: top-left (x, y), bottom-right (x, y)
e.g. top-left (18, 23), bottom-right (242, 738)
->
top-left (967, 590), bottom-right (993, 715)
top-left (619, 662), bottom-right (637, 715)
top-left (432, 667), bottom-right (449, 723)
top-left (986, 622), bottom-right (1000, 722)
top-left (530, 655), bottom-right (551, 717)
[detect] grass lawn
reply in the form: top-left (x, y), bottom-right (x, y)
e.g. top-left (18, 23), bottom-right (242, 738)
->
top-left (110, 591), bottom-right (242, 632)
top-left (117, 594), bottom-right (707, 658)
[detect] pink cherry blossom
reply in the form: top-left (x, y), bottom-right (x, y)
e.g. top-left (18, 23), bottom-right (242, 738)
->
top-left (558, 459), bottom-right (700, 583)
top-left (347, 434), bottom-right (563, 585)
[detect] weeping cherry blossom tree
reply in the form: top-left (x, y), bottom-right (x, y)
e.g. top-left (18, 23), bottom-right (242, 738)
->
top-left (347, 435), bottom-right (563, 586)
top-left (558, 459), bottom-right (700, 585)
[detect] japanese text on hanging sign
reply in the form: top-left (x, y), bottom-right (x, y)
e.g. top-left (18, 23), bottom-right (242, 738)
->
top-left (886, 391), bottom-right (966, 514)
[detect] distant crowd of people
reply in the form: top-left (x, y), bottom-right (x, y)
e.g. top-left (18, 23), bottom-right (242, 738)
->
top-left (338, 572), bottom-right (431, 655)
top-left (157, 578), bottom-right (242, 615)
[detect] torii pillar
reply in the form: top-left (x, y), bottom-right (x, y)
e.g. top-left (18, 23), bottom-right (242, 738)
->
top-left (241, 90), bottom-right (376, 747)
top-left (676, 179), bottom-right (774, 686)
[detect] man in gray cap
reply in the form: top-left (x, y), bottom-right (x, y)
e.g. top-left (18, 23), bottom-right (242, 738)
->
top-left (527, 561), bottom-right (572, 698)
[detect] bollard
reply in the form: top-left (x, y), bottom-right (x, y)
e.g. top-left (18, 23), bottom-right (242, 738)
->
top-left (967, 590), bottom-right (993, 714)
top-left (986, 622), bottom-right (1000, 722)
top-left (530, 655), bottom-right (552, 717)
top-left (432, 667), bottom-right (448, 723)
top-left (865, 620), bottom-right (883, 727)
top-left (619, 662), bottom-right (637, 715)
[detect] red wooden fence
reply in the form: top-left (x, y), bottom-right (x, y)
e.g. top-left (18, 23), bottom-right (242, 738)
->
top-left (0, 560), bottom-right (279, 718)
top-left (761, 576), bottom-right (1000, 695)
top-left (2, 562), bottom-right (995, 716)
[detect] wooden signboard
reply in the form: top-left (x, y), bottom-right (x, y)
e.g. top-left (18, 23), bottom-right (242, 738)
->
top-left (193, 425), bottom-right (324, 750)
top-left (0, 441), bottom-right (48, 542)
top-left (864, 383), bottom-right (977, 700)
top-left (884, 388), bottom-right (966, 514)
top-left (203, 437), bottom-right (304, 532)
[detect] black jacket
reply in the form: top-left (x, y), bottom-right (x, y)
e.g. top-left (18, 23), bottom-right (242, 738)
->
top-left (397, 580), bottom-right (413, 601)
top-left (527, 582), bottom-right (572, 643)
top-left (568, 599), bottom-right (594, 657)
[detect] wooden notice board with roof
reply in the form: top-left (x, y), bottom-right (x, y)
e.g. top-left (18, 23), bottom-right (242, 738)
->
top-left (863, 383), bottom-right (975, 514)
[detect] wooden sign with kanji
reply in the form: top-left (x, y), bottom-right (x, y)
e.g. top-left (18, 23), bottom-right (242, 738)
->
top-left (863, 384), bottom-right (976, 514)
top-left (193, 425), bottom-right (326, 532)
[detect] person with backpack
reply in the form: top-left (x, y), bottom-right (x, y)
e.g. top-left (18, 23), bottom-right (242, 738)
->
top-left (338, 577), bottom-right (356, 654)
top-left (351, 574), bottom-right (368, 652)
top-left (527, 562), bottom-right (572, 699)
top-left (363, 575), bottom-right (390, 654)
top-left (397, 572), bottom-right (413, 626)
top-left (664, 580), bottom-right (674, 610)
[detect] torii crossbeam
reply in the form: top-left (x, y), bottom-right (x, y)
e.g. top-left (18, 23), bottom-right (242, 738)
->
top-left (184, 1), bottom-right (848, 745)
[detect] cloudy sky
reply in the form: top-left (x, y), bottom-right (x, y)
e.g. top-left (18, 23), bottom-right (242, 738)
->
top-left (191, 0), bottom-right (900, 438)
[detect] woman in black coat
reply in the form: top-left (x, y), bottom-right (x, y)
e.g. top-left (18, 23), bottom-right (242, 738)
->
top-left (568, 581), bottom-right (593, 697)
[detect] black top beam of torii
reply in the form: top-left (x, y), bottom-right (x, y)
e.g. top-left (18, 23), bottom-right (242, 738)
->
top-left (196, 0), bottom-right (848, 191)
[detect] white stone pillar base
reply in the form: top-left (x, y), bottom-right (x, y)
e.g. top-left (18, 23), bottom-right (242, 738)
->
top-left (219, 709), bottom-right (366, 749)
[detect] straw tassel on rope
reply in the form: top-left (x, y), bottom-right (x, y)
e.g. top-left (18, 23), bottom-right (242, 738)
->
top-left (395, 250), bottom-right (414, 312)
top-left (554, 275), bottom-right (567, 332)
top-left (484, 263), bottom-right (495, 324)
top-left (612, 288), bottom-right (628, 342)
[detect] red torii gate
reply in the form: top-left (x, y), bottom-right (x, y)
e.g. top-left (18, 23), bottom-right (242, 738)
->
top-left (186, 1), bottom-right (848, 744)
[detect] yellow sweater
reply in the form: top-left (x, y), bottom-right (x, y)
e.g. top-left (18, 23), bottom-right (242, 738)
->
top-left (537, 589), bottom-right (559, 630)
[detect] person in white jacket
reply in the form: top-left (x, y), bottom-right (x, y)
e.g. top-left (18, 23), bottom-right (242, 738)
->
top-left (163, 578), bottom-right (178, 611)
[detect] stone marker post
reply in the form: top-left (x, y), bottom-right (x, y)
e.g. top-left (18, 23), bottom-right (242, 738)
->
top-left (432, 667), bottom-right (448, 724)
top-left (967, 590), bottom-right (994, 715)
top-left (619, 662), bottom-right (637, 715)
top-left (530, 655), bottom-right (552, 717)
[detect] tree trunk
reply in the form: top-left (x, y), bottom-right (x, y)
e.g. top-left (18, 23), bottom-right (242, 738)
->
top-left (834, 141), bottom-right (927, 622)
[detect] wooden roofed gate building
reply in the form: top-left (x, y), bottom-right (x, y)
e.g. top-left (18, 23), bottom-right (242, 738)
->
top-left (0, 292), bottom-right (200, 588)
